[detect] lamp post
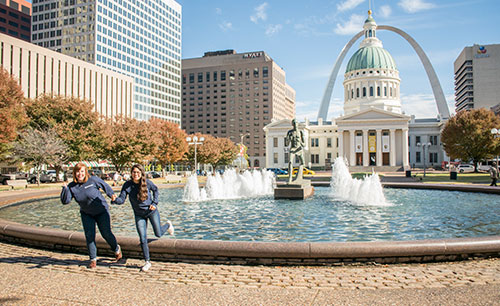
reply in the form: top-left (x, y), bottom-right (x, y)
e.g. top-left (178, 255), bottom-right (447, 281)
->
top-left (417, 142), bottom-right (431, 177)
top-left (491, 128), bottom-right (500, 170)
top-left (186, 136), bottom-right (204, 174)
top-left (239, 133), bottom-right (249, 169)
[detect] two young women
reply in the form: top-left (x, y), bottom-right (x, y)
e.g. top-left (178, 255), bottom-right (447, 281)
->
top-left (60, 163), bottom-right (173, 271)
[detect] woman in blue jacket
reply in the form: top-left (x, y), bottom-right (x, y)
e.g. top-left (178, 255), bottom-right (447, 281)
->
top-left (60, 163), bottom-right (122, 268)
top-left (113, 164), bottom-right (174, 272)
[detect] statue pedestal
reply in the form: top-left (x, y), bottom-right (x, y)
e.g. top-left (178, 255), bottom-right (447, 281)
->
top-left (274, 180), bottom-right (315, 200)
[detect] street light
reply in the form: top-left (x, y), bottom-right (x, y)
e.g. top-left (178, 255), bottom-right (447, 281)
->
top-left (186, 136), bottom-right (204, 174)
top-left (417, 142), bottom-right (431, 177)
top-left (491, 128), bottom-right (500, 170)
top-left (239, 133), bottom-right (249, 169)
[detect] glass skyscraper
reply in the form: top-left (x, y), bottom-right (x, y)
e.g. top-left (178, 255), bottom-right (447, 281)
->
top-left (31, 0), bottom-right (182, 122)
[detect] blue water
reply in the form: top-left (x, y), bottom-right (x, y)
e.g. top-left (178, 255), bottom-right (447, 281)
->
top-left (0, 187), bottom-right (499, 242)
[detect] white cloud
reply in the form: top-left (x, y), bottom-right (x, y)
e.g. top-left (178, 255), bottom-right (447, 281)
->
top-left (379, 5), bottom-right (392, 18)
top-left (334, 14), bottom-right (364, 35)
top-left (250, 2), bottom-right (268, 24)
top-left (265, 24), bottom-right (282, 36)
top-left (219, 21), bottom-right (233, 31)
top-left (400, 93), bottom-right (455, 118)
top-left (337, 0), bottom-right (365, 12)
top-left (215, 8), bottom-right (222, 15)
top-left (398, 0), bottom-right (436, 13)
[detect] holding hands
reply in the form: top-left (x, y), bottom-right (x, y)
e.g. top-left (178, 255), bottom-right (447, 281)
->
top-left (111, 194), bottom-right (117, 202)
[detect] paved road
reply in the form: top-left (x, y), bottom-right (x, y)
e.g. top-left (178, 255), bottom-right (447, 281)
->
top-left (0, 241), bottom-right (499, 305)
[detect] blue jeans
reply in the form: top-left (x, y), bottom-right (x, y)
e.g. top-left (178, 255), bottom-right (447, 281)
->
top-left (80, 210), bottom-right (119, 260)
top-left (134, 209), bottom-right (169, 261)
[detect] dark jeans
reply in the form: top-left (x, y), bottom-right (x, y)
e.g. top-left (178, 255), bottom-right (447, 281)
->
top-left (134, 209), bottom-right (169, 261)
top-left (80, 210), bottom-right (119, 260)
top-left (491, 178), bottom-right (497, 186)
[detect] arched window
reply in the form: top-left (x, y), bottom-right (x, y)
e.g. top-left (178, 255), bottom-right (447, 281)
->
top-left (390, 87), bottom-right (393, 96)
top-left (369, 86), bottom-right (374, 96)
top-left (363, 87), bottom-right (366, 97)
top-left (351, 89), bottom-right (354, 99)
top-left (377, 86), bottom-right (380, 96)
top-left (356, 88), bottom-right (360, 98)
top-left (384, 87), bottom-right (387, 96)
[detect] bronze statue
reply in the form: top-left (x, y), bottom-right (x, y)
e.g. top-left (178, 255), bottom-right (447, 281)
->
top-left (286, 119), bottom-right (305, 184)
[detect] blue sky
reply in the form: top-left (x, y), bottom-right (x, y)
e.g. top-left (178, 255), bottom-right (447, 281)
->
top-left (177, 0), bottom-right (499, 120)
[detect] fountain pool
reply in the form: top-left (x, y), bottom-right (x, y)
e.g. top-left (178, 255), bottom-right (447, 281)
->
top-left (1, 186), bottom-right (498, 242)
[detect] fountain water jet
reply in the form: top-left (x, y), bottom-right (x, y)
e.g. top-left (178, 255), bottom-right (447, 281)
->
top-left (330, 157), bottom-right (390, 206)
top-left (182, 169), bottom-right (275, 202)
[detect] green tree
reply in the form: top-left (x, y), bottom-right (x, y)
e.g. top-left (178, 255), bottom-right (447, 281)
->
top-left (0, 68), bottom-right (27, 160)
top-left (25, 95), bottom-right (105, 163)
top-left (441, 108), bottom-right (500, 171)
top-left (14, 127), bottom-right (69, 185)
top-left (148, 118), bottom-right (188, 173)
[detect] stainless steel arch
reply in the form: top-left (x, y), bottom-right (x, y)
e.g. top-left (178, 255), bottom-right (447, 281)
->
top-left (317, 25), bottom-right (450, 120)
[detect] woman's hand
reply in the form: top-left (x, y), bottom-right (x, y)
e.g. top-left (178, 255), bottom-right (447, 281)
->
top-left (111, 194), bottom-right (117, 202)
top-left (149, 205), bottom-right (156, 211)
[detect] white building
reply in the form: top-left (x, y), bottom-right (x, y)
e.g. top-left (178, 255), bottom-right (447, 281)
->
top-left (265, 11), bottom-right (447, 171)
top-left (31, 0), bottom-right (182, 123)
top-left (0, 32), bottom-right (134, 118)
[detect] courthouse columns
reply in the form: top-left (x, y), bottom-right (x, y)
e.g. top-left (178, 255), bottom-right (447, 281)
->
top-left (338, 129), bottom-right (344, 159)
top-left (362, 129), bottom-right (369, 166)
top-left (376, 129), bottom-right (382, 166)
top-left (390, 129), bottom-right (396, 166)
top-left (349, 130), bottom-right (355, 166)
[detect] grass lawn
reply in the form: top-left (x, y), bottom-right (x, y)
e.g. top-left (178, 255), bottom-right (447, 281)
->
top-left (413, 172), bottom-right (491, 184)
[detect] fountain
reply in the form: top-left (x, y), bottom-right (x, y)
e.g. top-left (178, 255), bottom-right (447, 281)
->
top-left (330, 157), bottom-right (389, 206)
top-left (182, 168), bottom-right (275, 202)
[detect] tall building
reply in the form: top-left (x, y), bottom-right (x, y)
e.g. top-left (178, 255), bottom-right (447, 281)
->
top-left (1, 32), bottom-right (134, 118)
top-left (182, 50), bottom-right (295, 168)
top-left (454, 44), bottom-right (500, 112)
top-left (0, 0), bottom-right (31, 42)
top-left (31, 0), bottom-right (182, 122)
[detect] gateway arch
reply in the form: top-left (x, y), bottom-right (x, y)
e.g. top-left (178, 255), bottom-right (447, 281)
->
top-left (317, 25), bottom-right (450, 121)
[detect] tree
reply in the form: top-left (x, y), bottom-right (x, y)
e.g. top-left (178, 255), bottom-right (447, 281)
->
top-left (0, 68), bottom-right (27, 160)
top-left (211, 137), bottom-right (238, 167)
top-left (186, 134), bottom-right (238, 171)
top-left (14, 128), bottom-right (69, 185)
top-left (100, 115), bottom-right (153, 172)
top-left (441, 108), bottom-right (500, 171)
top-left (148, 118), bottom-right (188, 172)
top-left (25, 95), bottom-right (106, 163)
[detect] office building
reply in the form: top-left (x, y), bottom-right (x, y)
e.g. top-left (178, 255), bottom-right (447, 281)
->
top-left (454, 44), bottom-right (500, 112)
top-left (182, 49), bottom-right (296, 167)
top-left (0, 0), bottom-right (31, 42)
top-left (1, 32), bottom-right (134, 118)
top-left (31, 0), bottom-right (182, 122)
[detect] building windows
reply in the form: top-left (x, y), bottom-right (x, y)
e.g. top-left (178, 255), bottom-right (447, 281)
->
top-left (369, 86), bottom-right (373, 96)
top-left (429, 135), bottom-right (438, 145)
top-left (363, 87), bottom-right (366, 97)
top-left (311, 154), bottom-right (319, 164)
top-left (253, 67), bottom-right (259, 78)
top-left (415, 136), bottom-right (421, 146)
top-left (221, 70), bottom-right (226, 81)
top-left (311, 138), bottom-right (319, 147)
top-left (327, 138), bottom-right (332, 148)
top-left (273, 137), bottom-right (278, 147)
top-left (273, 152), bottom-right (278, 164)
top-left (263, 66), bottom-right (268, 78)
top-left (416, 151), bottom-right (421, 163)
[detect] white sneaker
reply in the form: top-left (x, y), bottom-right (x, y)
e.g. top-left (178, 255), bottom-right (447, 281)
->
top-left (167, 220), bottom-right (174, 235)
top-left (141, 261), bottom-right (152, 272)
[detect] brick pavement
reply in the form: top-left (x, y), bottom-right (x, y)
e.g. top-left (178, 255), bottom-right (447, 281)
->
top-left (0, 241), bottom-right (499, 290)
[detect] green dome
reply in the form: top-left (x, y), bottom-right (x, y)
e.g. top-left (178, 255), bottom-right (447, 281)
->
top-left (345, 46), bottom-right (397, 73)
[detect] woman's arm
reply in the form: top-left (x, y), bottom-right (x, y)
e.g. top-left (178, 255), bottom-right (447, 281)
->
top-left (60, 184), bottom-right (73, 205)
top-left (94, 176), bottom-right (115, 198)
top-left (112, 183), bottom-right (129, 205)
top-left (148, 180), bottom-right (159, 205)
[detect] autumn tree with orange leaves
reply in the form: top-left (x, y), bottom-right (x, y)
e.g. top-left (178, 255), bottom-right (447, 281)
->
top-left (186, 133), bottom-right (238, 169)
top-left (0, 68), bottom-right (27, 160)
top-left (148, 118), bottom-right (188, 171)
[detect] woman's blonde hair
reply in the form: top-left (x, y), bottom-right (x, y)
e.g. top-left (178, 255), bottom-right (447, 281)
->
top-left (73, 163), bottom-right (89, 183)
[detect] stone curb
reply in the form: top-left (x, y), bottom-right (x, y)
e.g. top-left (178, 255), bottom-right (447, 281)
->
top-left (0, 184), bottom-right (499, 265)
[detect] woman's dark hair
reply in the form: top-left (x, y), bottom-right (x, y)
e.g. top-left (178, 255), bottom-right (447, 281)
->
top-left (131, 164), bottom-right (148, 202)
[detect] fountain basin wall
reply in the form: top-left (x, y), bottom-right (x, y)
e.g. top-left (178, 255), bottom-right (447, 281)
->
top-left (1, 217), bottom-right (499, 265)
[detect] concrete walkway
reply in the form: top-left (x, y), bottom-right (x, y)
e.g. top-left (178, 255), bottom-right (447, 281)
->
top-left (0, 241), bottom-right (499, 305)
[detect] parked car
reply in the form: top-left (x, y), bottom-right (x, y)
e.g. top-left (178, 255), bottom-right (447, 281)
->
top-left (266, 168), bottom-right (288, 175)
top-left (457, 164), bottom-right (475, 173)
top-left (28, 170), bottom-right (57, 183)
top-left (146, 171), bottom-right (162, 178)
top-left (0, 173), bottom-right (17, 184)
top-left (292, 167), bottom-right (316, 175)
